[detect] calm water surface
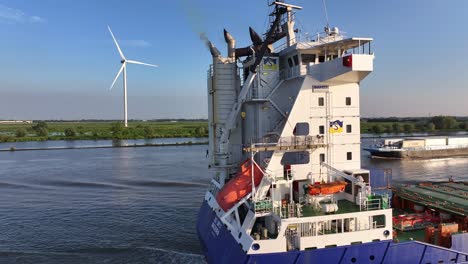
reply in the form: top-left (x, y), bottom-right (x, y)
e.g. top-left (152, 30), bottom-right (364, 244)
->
top-left (0, 137), bottom-right (207, 151)
top-left (0, 144), bottom-right (210, 263)
top-left (0, 138), bottom-right (466, 263)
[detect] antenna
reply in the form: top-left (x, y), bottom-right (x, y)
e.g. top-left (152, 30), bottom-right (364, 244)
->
top-left (273, 2), bottom-right (302, 10)
top-left (322, 0), bottom-right (330, 32)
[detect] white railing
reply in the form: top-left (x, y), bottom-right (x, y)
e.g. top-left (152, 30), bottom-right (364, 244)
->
top-left (249, 135), bottom-right (326, 149)
top-left (272, 202), bottom-right (302, 219)
top-left (364, 198), bottom-right (382, 211)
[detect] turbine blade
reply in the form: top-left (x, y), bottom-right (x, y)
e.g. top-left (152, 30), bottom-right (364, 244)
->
top-left (109, 63), bottom-right (125, 91)
top-left (108, 26), bottom-right (126, 60)
top-left (126, 60), bottom-right (159, 67)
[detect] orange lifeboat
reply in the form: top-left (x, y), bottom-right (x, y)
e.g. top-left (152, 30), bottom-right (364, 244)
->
top-left (307, 181), bottom-right (347, 195)
top-left (216, 159), bottom-right (264, 212)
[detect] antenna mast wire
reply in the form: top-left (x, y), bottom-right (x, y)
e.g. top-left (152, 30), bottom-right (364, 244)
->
top-left (322, 0), bottom-right (330, 28)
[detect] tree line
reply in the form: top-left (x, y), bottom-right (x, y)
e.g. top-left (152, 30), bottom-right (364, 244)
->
top-left (364, 116), bottom-right (468, 134)
top-left (1, 116), bottom-right (466, 142)
top-left (0, 121), bottom-right (209, 142)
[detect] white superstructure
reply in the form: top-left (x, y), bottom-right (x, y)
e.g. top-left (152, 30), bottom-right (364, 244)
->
top-left (204, 1), bottom-right (392, 254)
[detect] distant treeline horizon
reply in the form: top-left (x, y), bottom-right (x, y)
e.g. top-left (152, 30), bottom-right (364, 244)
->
top-left (362, 116), bottom-right (468, 122)
top-left (1, 116), bottom-right (467, 123)
top-left (0, 119), bottom-right (209, 122)
top-left (0, 116), bottom-right (466, 143)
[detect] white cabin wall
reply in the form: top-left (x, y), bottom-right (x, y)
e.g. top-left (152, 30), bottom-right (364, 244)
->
top-left (263, 79), bottom-right (306, 175)
top-left (277, 78), bottom-right (313, 182)
top-left (310, 92), bottom-right (327, 117)
top-left (327, 84), bottom-right (361, 170)
top-left (258, 51), bottom-right (370, 201)
top-left (265, 77), bottom-right (363, 183)
top-left (329, 144), bottom-right (361, 170)
top-left (330, 83), bottom-right (360, 116)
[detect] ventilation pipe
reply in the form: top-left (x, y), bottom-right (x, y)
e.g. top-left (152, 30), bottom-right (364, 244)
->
top-left (207, 41), bottom-right (221, 58)
top-left (223, 29), bottom-right (236, 59)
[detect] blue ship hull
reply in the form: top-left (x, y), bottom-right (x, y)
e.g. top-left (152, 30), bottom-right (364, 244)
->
top-left (197, 200), bottom-right (468, 264)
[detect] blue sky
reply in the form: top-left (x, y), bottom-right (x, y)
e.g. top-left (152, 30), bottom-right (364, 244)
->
top-left (0, 0), bottom-right (467, 119)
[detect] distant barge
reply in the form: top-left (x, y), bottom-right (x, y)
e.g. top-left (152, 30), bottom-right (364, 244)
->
top-left (364, 137), bottom-right (468, 159)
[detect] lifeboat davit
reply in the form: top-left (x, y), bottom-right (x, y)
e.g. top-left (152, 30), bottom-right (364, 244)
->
top-left (307, 181), bottom-right (347, 195)
top-left (216, 159), bottom-right (264, 212)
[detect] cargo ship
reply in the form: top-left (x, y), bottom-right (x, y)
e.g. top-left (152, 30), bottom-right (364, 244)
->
top-left (196, 1), bottom-right (468, 263)
top-left (364, 137), bottom-right (468, 159)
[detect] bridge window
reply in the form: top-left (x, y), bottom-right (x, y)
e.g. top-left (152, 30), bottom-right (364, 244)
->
top-left (344, 217), bottom-right (357, 232)
top-left (294, 123), bottom-right (309, 136)
top-left (346, 125), bottom-right (352, 133)
top-left (318, 97), bottom-right (324, 106)
top-left (319, 125), bottom-right (325, 135)
top-left (346, 97), bottom-right (352, 106)
top-left (320, 153), bottom-right (325, 163)
top-left (293, 55), bottom-right (299, 66)
top-left (287, 58), bottom-right (293, 67)
top-left (281, 151), bottom-right (310, 165)
top-left (347, 152), bottom-right (352, 160)
top-left (372, 215), bottom-right (386, 228)
top-left (301, 54), bottom-right (316, 64)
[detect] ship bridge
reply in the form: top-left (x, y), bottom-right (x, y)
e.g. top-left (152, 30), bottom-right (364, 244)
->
top-left (280, 36), bottom-right (374, 83)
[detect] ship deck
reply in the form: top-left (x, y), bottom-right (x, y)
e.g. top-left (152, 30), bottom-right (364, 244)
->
top-left (301, 199), bottom-right (362, 217)
top-left (394, 229), bottom-right (426, 242)
top-left (394, 182), bottom-right (468, 216)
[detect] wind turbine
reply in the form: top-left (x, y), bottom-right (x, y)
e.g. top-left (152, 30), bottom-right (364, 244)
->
top-left (108, 26), bottom-right (158, 127)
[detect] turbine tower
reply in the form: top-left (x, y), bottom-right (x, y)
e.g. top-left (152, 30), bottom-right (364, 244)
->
top-left (108, 26), bottom-right (158, 127)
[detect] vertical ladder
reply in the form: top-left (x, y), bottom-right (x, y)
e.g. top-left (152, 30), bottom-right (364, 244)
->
top-left (325, 90), bottom-right (333, 181)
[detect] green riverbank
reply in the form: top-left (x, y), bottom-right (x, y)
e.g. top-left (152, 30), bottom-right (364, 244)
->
top-left (0, 120), bottom-right (208, 143)
top-left (0, 116), bottom-right (466, 143)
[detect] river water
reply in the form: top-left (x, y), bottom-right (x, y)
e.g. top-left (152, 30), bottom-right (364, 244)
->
top-left (0, 137), bottom-right (466, 263)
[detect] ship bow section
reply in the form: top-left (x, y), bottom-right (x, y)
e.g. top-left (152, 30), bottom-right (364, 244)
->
top-left (197, 199), bottom-right (248, 264)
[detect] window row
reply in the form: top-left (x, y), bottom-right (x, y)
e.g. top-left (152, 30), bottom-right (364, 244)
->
top-left (298, 218), bottom-right (360, 237)
top-left (318, 124), bottom-right (353, 134)
top-left (298, 215), bottom-right (385, 237)
top-left (281, 151), bottom-right (354, 165)
top-left (319, 152), bottom-right (353, 162)
top-left (318, 97), bottom-right (352, 106)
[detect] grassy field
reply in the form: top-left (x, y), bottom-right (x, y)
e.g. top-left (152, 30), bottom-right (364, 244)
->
top-left (0, 121), bottom-right (208, 142)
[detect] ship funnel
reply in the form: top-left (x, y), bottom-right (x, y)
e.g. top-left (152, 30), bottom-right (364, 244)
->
top-left (208, 41), bottom-right (221, 58)
top-left (249, 27), bottom-right (263, 45)
top-left (199, 33), bottom-right (221, 58)
top-left (224, 29), bottom-right (236, 59)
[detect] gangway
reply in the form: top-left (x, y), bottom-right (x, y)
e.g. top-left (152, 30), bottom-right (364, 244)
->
top-left (243, 135), bottom-right (326, 152)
